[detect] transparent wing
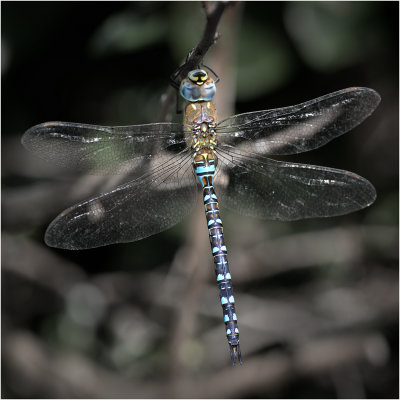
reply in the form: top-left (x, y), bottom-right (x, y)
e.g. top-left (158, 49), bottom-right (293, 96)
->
top-left (22, 121), bottom-right (187, 174)
top-left (216, 87), bottom-right (380, 156)
top-left (214, 148), bottom-right (376, 221)
top-left (45, 152), bottom-right (198, 249)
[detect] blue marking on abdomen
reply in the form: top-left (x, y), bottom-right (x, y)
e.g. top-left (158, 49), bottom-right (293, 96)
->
top-left (196, 165), bottom-right (215, 175)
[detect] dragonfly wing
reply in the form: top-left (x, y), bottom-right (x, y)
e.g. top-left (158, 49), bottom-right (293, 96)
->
top-left (22, 121), bottom-right (186, 174)
top-left (216, 87), bottom-right (380, 155)
top-left (45, 152), bottom-right (198, 249)
top-left (214, 149), bottom-right (376, 221)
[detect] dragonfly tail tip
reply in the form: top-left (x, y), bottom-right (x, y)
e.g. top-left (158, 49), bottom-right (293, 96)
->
top-left (229, 343), bottom-right (243, 365)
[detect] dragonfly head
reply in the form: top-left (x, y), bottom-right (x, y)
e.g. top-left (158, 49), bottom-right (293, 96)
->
top-left (180, 69), bottom-right (216, 102)
top-left (188, 69), bottom-right (209, 85)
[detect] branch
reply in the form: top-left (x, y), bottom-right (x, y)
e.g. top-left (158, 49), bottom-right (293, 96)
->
top-left (180, 2), bottom-right (229, 76)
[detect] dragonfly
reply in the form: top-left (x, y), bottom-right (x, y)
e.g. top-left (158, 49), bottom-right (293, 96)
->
top-left (22, 67), bottom-right (380, 365)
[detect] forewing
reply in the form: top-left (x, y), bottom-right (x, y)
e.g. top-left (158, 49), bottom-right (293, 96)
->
top-left (214, 149), bottom-right (376, 221)
top-left (45, 152), bottom-right (198, 249)
top-left (216, 87), bottom-right (380, 156)
top-left (22, 121), bottom-right (186, 174)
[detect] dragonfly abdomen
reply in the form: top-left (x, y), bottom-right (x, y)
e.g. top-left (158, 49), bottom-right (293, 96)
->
top-left (194, 151), bottom-right (242, 365)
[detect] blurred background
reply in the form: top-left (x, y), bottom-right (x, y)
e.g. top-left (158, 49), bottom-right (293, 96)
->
top-left (2, 2), bottom-right (398, 398)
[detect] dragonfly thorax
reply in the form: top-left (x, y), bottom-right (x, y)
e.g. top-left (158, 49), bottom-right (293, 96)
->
top-left (184, 101), bottom-right (218, 155)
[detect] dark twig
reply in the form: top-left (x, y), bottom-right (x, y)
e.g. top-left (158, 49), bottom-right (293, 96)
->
top-left (157, 1), bottom-right (231, 121)
top-left (178, 2), bottom-right (230, 79)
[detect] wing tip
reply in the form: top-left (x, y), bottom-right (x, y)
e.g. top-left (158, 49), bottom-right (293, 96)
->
top-left (22, 121), bottom-right (63, 147)
top-left (345, 86), bottom-right (381, 110)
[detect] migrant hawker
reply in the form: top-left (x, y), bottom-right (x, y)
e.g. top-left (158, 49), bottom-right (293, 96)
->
top-left (22, 69), bottom-right (380, 364)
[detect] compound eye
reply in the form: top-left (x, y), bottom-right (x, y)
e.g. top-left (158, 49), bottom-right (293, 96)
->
top-left (188, 69), bottom-right (208, 84)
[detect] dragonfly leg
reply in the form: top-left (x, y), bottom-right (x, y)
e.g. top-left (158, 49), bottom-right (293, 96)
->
top-left (200, 63), bottom-right (220, 84)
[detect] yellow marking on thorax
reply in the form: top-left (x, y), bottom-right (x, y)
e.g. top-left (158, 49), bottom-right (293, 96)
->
top-left (194, 149), bottom-right (214, 164)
